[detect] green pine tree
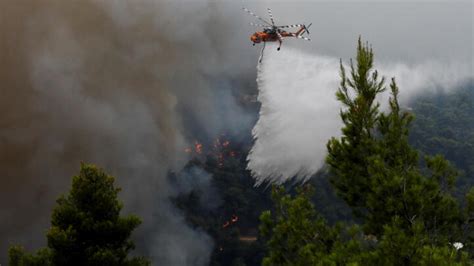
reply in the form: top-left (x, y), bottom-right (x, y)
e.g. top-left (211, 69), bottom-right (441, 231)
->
top-left (260, 186), bottom-right (329, 265)
top-left (259, 38), bottom-right (473, 265)
top-left (327, 38), bottom-right (465, 242)
top-left (326, 38), bottom-right (385, 217)
top-left (9, 163), bottom-right (150, 266)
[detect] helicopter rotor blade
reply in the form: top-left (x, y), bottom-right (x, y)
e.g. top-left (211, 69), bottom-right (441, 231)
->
top-left (267, 8), bottom-right (276, 26)
top-left (277, 24), bottom-right (304, 29)
top-left (296, 35), bottom-right (311, 41)
top-left (242, 7), bottom-right (272, 26)
top-left (250, 22), bottom-right (268, 28)
top-left (289, 33), bottom-right (311, 41)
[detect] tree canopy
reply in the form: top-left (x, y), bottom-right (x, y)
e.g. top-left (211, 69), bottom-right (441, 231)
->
top-left (9, 163), bottom-right (149, 266)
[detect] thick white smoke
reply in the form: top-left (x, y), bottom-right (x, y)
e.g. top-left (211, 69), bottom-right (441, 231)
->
top-left (248, 45), bottom-right (473, 185)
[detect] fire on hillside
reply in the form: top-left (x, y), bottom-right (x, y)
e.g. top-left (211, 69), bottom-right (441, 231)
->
top-left (184, 136), bottom-right (238, 167)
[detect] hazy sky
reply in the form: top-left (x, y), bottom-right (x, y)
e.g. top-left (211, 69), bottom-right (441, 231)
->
top-left (245, 1), bottom-right (473, 64)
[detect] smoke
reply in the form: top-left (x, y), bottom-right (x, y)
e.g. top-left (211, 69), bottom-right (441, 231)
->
top-left (0, 0), bottom-right (256, 265)
top-left (248, 45), bottom-right (473, 185)
top-left (1, 0), bottom-right (470, 264)
top-left (171, 166), bottom-right (222, 211)
top-left (379, 61), bottom-right (473, 104)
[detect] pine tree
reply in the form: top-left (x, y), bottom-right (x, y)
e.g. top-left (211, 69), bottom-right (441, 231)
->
top-left (326, 38), bottom-right (464, 241)
top-left (9, 163), bottom-right (149, 266)
top-left (259, 186), bottom-right (364, 266)
top-left (326, 38), bottom-right (385, 217)
top-left (260, 38), bottom-right (473, 265)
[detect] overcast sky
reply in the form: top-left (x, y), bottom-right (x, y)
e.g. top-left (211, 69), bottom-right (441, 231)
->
top-left (243, 1), bottom-right (473, 65)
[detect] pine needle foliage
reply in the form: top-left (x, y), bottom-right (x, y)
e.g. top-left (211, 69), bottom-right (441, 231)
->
top-left (9, 163), bottom-right (149, 266)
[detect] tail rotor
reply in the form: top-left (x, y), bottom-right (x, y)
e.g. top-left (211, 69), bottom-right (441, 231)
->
top-left (302, 23), bottom-right (312, 36)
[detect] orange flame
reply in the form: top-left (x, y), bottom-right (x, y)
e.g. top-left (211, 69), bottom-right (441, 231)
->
top-left (184, 137), bottom-right (236, 168)
top-left (194, 142), bottom-right (203, 154)
top-left (231, 214), bottom-right (239, 223)
top-left (222, 214), bottom-right (239, 229)
top-left (222, 221), bottom-right (230, 228)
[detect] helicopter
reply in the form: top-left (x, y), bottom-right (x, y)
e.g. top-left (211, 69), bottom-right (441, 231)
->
top-left (243, 7), bottom-right (312, 62)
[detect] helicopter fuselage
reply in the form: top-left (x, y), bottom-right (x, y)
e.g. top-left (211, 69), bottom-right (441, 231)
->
top-left (250, 32), bottom-right (278, 43)
top-left (250, 26), bottom-right (306, 44)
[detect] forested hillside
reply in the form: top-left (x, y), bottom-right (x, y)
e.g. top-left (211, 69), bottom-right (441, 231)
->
top-left (172, 79), bottom-right (474, 265)
top-left (9, 49), bottom-right (472, 265)
top-left (410, 84), bottom-right (474, 193)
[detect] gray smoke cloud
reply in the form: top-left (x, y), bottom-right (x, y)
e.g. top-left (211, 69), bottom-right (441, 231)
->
top-left (248, 45), bottom-right (473, 184)
top-left (0, 0), bottom-right (257, 265)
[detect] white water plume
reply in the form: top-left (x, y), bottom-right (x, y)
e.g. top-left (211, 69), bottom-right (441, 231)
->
top-left (248, 44), bottom-right (473, 185)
